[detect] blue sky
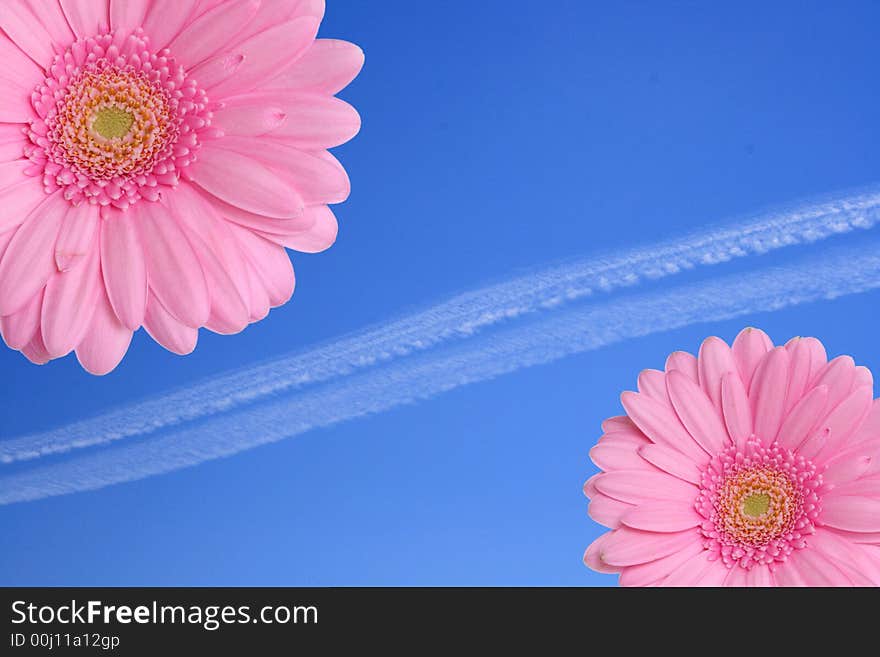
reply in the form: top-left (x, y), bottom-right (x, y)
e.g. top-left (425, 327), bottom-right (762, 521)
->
top-left (2, 0), bottom-right (880, 585)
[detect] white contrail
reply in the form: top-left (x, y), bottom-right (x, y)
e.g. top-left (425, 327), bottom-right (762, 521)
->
top-left (1, 185), bottom-right (879, 464)
top-left (2, 240), bottom-right (879, 505)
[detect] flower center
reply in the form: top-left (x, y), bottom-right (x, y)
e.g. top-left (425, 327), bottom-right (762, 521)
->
top-left (92, 106), bottom-right (135, 140)
top-left (742, 492), bottom-right (770, 517)
top-left (695, 439), bottom-right (822, 570)
top-left (24, 30), bottom-right (212, 210)
top-left (49, 66), bottom-right (176, 182)
top-left (715, 466), bottom-right (800, 547)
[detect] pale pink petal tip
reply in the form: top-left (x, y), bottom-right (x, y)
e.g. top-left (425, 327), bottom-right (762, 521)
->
top-left (0, 2), bottom-right (361, 373)
top-left (585, 329), bottom-right (880, 587)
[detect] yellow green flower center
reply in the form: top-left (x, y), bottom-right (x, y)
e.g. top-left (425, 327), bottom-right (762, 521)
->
top-left (742, 492), bottom-right (770, 518)
top-left (92, 106), bottom-right (135, 140)
top-left (716, 467), bottom-right (800, 546)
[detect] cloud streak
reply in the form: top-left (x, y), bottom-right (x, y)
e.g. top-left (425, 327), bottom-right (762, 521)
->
top-left (2, 186), bottom-right (879, 465)
top-left (3, 240), bottom-right (880, 505)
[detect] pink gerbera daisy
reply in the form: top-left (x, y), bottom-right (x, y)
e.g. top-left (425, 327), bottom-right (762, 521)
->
top-left (0, 0), bottom-right (362, 374)
top-left (584, 328), bottom-right (880, 586)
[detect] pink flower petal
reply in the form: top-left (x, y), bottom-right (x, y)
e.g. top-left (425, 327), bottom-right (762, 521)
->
top-left (55, 202), bottom-right (98, 272)
top-left (189, 142), bottom-right (305, 219)
top-left (599, 422), bottom-right (652, 447)
top-left (142, 0), bottom-right (201, 50)
top-left (25, 0), bottom-right (74, 49)
top-left (267, 39), bottom-right (364, 95)
top-left (309, 150), bottom-right (352, 202)
top-left (852, 400), bottom-right (880, 444)
top-left (211, 97), bottom-right (290, 136)
top-left (618, 540), bottom-right (704, 587)
top-left (242, 256), bottom-right (271, 322)
top-left (0, 87), bottom-right (33, 123)
top-left (665, 350), bottom-right (698, 381)
top-left (637, 369), bottom-right (669, 404)
top-left (773, 558), bottom-right (809, 586)
top-left (143, 293), bottom-right (199, 356)
top-left (237, 0), bottom-right (325, 41)
top-left (185, 228), bottom-right (249, 335)
top-left (776, 385), bottom-right (828, 451)
top-left (100, 207), bottom-right (148, 330)
top-left (822, 496), bottom-right (880, 532)
top-left (0, 53), bottom-right (43, 126)
top-left (621, 502), bottom-right (702, 532)
top-left (732, 327), bottom-right (773, 393)
top-left (0, 228), bottom-right (15, 262)
top-left (667, 369), bottom-right (729, 455)
top-left (799, 336), bottom-right (828, 379)
top-left (620, 391), bottom-right (709, 464)
top-left (810, 530), bottom-right (880, 584)
top-left (599, 430), bottom-right (651, 448)
top-left (583, 533), bottom-right (620, 574)
top-left (136, 201), bottom-right (210, 327)
top-left (787, 547), bottom-right (853, 586)
top-left (723, 566), bottom-right (750, 587)
top-left (218, 138), bottom-right (350, 206)
top-left (256, 205), bottom-right (338, 254)
top-left (21, 331), bottom-right (51, 365)
top-left (785, 337), bottom-right (818, 413)
top-left (169, 184), bottom-right (251, 311)
top-left (0, 123), bottom-right (26, 162)
top-left (720, 371), bottom-right (752, 451)
top-left (0, 158), bottom-right (30, 189)
top-left (0, 288), bottom-right (41, 349)
top-left (588, 495), bottom-right (633, 529)
top-left (110, 0), bottom-right (147, 32)
top-left (40, 226), bottom-right (100, 357)
top-left (637, 444), bottom-right (702, 485)
top-left (840, 531), bottom-right (880, 545)
top-left (601, 415), bottom-right (639, 434)
top-left (822, 449), bottom-right (874, 486)
top-left (824, 474), bottom-right (880, 499)
top-left (170, 0), bottom-right (262, 69)
top-left (599, 430), bottom-right (650, 450)
top-left (750, 346), bottom-right (790, 444)
top-left (796, 428), bottom-right (827, 461)
top-left (854, 366), bottom-right (873, 389)
top-left (745, 565), bottom-right (775, 587)
top-left (215, 92), bottom-right (360, 149)
top-left (75, 284), bottom-right (133, 376)
top-left (662, 550), bottom-right (728, 587)
top-left (594, 470), bottom-right (698, 505)
top-left (0, 1), bottom-right (56, 68)
top-left (598, 528), bottom-right (698, 567)
top-left (229, 224), bottom-right (295, 308)
top-left (590, 442), bottom-right (656, 472)
top-left (813, 385), bottom-right (874, 461)
top-left (697, 336), bottom-right (737, 412)
top-left (59, 0), bottom-right (110, 39)
top-left (811, 355), bottom-right (856, 410)
top-left (189, 16), bottom-right (319, 97)
top-left (0, 192), bottom-right (66, 316)
top-left (0, 34), bottom-right (43, 103)
top-left (583, 473), bottom-right (601, 500)
top-left (206, 195), bottom-right (313, 236)
top-left (195, 0), bottom-right (229, 14)
top-left (0, 163), bottom-right (46, 233)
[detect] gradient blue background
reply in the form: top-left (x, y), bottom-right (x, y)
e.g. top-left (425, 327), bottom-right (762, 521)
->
top-left (2, 0), bottom-right (880, 585)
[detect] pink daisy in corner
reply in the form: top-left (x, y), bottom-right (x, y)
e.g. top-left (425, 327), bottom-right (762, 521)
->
top-left (584, 328), bottom-right (880, 586)
top-left (0, 0), bottom-right (362, 374)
